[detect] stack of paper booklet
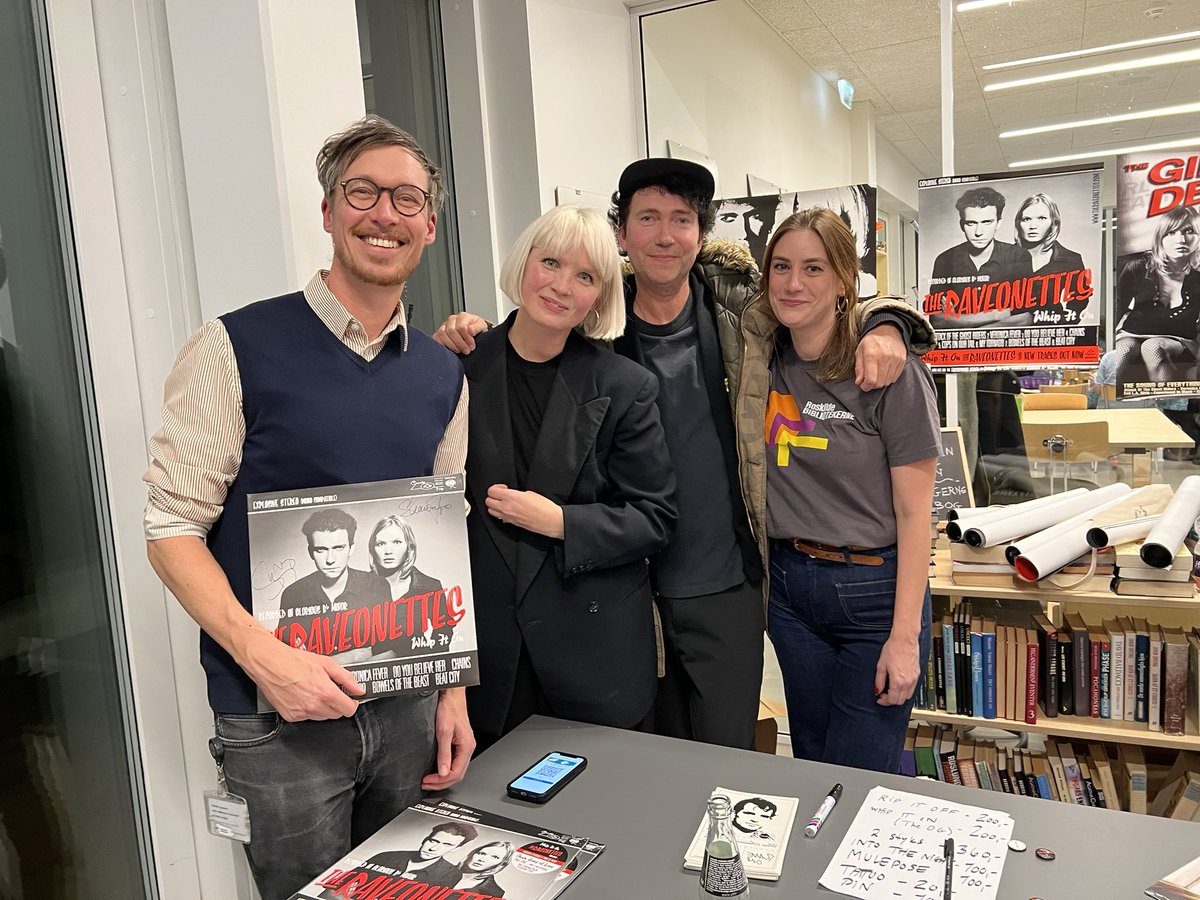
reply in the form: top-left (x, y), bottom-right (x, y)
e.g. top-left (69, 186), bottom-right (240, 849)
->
top-left (288, 799), bottom-right (604, 900)
top-left (682, 787), bottom-right (799, 881)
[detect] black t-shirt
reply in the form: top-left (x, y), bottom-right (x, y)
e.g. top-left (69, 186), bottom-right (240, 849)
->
top-left (633, 287), bottom-right (744, 597)
top-left (506, 339), bottom-right (560, 487)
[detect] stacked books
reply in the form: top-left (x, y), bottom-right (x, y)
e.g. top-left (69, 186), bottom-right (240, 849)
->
top-left (1111, 539), bottom-right (1195, 599)
top-left (914, 610), bottom-right (1200, 737)
top-left (903, 725), bottom-right (1200, 820)
top-left (948, 542), bottom-right (1114, 588)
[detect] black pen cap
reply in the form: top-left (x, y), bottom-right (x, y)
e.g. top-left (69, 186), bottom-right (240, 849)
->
top-left (830, 784), bottom-right (843, 801)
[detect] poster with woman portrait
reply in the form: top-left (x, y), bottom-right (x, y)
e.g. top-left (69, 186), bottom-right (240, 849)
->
top-left (917, 165), bottom-right (1102, 372)
top-left (713, 184), bottom-right (877, 298)
top-left (289, 799), bottom-right (605, 900)
top-left (1114, 148), bottom-right (1200, 398)
top-left (247, 474), bottom-right (479, 708)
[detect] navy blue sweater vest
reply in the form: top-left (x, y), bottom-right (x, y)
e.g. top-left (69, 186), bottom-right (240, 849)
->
top-left (204, 291), bottom-right (463, 712)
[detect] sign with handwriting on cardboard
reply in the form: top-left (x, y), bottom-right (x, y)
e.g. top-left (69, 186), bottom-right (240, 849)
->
top-left (818, 786), bottom-right (1013, 900)
top-left (933, 427), bottom-right (973, 520)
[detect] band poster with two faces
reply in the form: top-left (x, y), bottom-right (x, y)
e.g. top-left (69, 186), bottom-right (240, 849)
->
top-left (918, 165), bottom-right (1103, 372)
top-left (247, 474), bottom-right (479, 710)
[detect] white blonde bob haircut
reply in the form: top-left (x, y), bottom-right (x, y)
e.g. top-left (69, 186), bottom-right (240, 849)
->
top-left (498, 205), bottom-right (626, 341)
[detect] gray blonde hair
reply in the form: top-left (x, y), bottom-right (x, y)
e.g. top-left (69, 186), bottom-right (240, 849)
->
top-left (498, 205), bottom-right (625, 341)
top-left (315, 115), bottom-right (446, 214)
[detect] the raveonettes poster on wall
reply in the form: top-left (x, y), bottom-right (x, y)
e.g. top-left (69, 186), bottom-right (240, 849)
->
top-left (918, 165), bottom-right (1103, 372)
top-left (1114, 148), bottom-right (1200, 399)
top-left (247, 474), bottom-right (479, 710)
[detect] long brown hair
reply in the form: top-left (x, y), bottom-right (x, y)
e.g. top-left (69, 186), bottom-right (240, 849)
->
top-left (757, 207), bottom-right (861, 381)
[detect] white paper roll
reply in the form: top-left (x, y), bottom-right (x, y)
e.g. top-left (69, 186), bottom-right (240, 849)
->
top-left (1012, 487), bottom-right (1139, 581)
top-left (1086, 515), bottom-right (1161, 550)
top-left (944, 489), bottom-right (1088, 541)
top-left (964, 482), bottom-right (1131, 550)
top-left (1141, 475), bottom-right (1200, 568)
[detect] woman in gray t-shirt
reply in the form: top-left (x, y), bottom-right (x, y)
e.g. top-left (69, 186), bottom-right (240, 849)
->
top-left (736, 207), bottom-right (941, 773)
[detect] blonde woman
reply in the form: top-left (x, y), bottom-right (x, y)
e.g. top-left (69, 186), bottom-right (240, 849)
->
top-left (440, 205), bottom-right (677, 750)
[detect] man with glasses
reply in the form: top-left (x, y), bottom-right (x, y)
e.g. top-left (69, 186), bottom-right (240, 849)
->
top-left (143, 115), bottom-right (473, 900)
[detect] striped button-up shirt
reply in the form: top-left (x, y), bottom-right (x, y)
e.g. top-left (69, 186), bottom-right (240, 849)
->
top-left (143, 270), bottom-right (468, 539)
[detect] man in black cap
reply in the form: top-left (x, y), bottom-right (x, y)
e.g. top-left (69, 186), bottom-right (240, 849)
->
top-left (434, 158), bottom-right (934, 750)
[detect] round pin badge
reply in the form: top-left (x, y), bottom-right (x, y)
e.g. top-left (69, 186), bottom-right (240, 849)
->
top-left (1034, 848), bottom-right (1056, 861)
top-left (1007, 839), bottom-right (1027, 852)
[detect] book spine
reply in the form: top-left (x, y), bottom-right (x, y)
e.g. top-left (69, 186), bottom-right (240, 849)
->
top-left (942, 619), bottom-right (957, 715)
top-left (924, 647), bottom-right (937, 710)
top-left (934, 631), bottom-right (945, 709)
top-left (1034, 774), bottom-right (1053, 801)
top-left (957, 608), bottom-right (970, 717)
top-left (943, 754), bottom-right (963, 786)
top-left (1110, 631), bottom-right (1124, 721)
top-left (1163, 642), bottom-right (1187, 736)
top-left (1149, 633), bottom-right (1162, 732)
top-left (1089, 638), bottom-right (1101, 718)
top-left (971, 631), bottom-right (983, 720)
top-left (1099, 641), bottom-right (1111, 719)
top-left (1065, 763), bottom-right (1087, 805)
top-left (1043, 628), bottom-right (1059, 718)
top-left (1073, 625), bottom-right (1090, 718)
top-left (1057, 638), bottom-right (1073, 716)
top-left (1124, 630), bottom-right (1137, 721)
top-left (997, 766), bottom-right (1014, 794)
top-left (982, 630), bottom-right (996, 719)
top-left (1135, 633), bottom-right (1149, 723)
top-left (1025, 639), bottom-right (1039, 725)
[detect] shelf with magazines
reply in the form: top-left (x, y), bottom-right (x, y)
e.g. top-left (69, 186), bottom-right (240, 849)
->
top-left (928, 547), bottom-right (1200, 611)
top-left (912, 708), bottom-right (1198, 752)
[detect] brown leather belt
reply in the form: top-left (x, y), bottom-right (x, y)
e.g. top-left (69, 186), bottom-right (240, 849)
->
top-left (789, 539), bottom-right (884, 566)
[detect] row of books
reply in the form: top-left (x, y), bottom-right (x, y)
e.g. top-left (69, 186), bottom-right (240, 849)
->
top-left (913, 602), bottom-right (1200, 736)
top-left (903, 724), bottom-right (1200, 820)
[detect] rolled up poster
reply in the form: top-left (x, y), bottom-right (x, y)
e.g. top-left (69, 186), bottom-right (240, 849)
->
top-left (962, 482), bottom-right (1130, 550)
top-left (944, 489), bottom-right (1088, 541)
top-left (1086, 515), bottom-right (1161, 550)
top-left (1012, 486), bottom-right (1136, 581)
top-left (1141, 475), bottom-right (1200, 568)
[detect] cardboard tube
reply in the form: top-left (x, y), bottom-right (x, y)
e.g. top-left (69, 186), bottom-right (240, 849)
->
top-left (944, 489), bottom-right (1088, 541)
top-left (1012, 488), bottom-right (1140, 581)
top-left (1086, 515), bottom-right (1161, 550)
top-left (962, 483), bottom-right (1131, 550)
top-left (945, 488), bottom-right (1087, 522)
top-left (1141, 476), bottom-right (1200, 568)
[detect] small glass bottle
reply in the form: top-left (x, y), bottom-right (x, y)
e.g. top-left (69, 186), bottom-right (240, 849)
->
top-left (699, 794), bottom-right (750, 898)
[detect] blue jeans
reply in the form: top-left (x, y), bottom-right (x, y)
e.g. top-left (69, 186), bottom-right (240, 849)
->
top-left (767, 540), bottom-right (930, 774)
top-left (214, 692), bottom-right (437, 900)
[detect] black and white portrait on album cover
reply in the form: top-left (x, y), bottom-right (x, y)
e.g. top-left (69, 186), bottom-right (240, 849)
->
top-left (247, 475), bottom-right (479, 708)
top-left (713, 183), bottom-right (877, 298)
top-left (1113, 148), bottom-right (1200, 399)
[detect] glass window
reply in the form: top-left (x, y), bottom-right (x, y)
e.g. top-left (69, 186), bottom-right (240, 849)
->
top-left (357, 0), bottom-right (463, 334)
top-left (0, 1), bottom-right (150, 896)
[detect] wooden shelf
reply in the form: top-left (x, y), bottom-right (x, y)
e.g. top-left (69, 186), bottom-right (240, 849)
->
top-left (929, 549), bottom-right (1200, 610)
top-left (913, 709), bottom-right (1200, 752)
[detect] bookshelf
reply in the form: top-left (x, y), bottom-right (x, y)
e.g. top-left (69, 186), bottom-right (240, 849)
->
top-left (914, 709), bottom-right (1196, 752)
top-left (920, 546), bottom-right (1200, 752)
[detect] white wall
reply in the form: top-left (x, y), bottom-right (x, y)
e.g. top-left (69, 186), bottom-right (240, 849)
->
top-left (527, 0), bottom-right (640, 211)
top-left (876, 132), bottom-right (921, 216)
top-left (641, 0), bottom-right (853, 199)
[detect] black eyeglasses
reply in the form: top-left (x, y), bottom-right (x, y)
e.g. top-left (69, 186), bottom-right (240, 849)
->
top-left (339, 177), bottom-right (430, 216)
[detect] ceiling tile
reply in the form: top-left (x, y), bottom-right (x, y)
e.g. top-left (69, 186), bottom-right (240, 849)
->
top-left (1082, 0), bottom-right (1198, 45)
top-left (1073, 120), bottom-right (1153, 145)
top-left (745, 0), bottom-right (819, 33)
top-left (809, 0), bottom-right (939, 53)
top-left (1144, 110), bottom-right (1200, 137)
top-left (955, 0), bottom-right (1086, 58)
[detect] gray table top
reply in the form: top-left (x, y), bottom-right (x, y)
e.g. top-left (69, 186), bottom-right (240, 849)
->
top-left (442, 716), bottom-right (1200, 899)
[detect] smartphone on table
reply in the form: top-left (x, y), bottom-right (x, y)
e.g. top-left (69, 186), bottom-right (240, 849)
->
top-left (505, 750), bottom-right (587, 803)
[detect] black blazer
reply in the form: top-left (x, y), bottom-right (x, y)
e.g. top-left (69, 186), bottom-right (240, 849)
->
top-left (463, 317), bottom-right (677, 739)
